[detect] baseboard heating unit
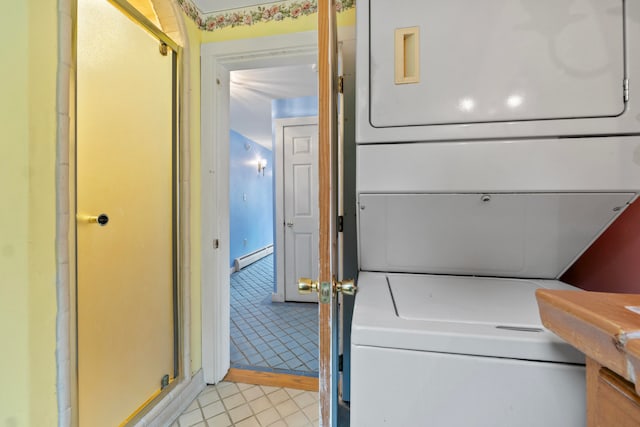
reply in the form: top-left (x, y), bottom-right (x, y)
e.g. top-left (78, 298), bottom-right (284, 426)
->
top-left (233, 244), bottom-right (273, 272)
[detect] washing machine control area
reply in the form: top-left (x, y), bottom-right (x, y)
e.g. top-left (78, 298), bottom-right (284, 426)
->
top-left (352, 0), bottom-right (640, 426)
top-left (358, 192), bottom-right (637, 277)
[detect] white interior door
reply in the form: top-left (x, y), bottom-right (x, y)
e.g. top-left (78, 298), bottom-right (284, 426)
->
top-left (284, 123), bottom-right (319, 302)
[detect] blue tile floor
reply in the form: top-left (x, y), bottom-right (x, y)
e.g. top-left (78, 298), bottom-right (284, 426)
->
top-left (230, 254), bottom-right (319, 376)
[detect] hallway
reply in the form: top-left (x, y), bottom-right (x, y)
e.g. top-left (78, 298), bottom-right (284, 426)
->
top-left (230, 255), bottom-right (319, 375)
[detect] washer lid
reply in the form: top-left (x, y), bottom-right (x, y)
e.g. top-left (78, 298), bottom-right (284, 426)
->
top-left (351, 272), bottom-right (585, 364)
top-left (390, 275), bottom-right (544, 328)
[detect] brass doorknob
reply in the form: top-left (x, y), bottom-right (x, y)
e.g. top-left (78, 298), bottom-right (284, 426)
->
top-left (335, 279), bottom-right (357, 296)
top-left (298, 278), bottom-right (319, 294)
top-left (297, 278), bottom-right (356, 296)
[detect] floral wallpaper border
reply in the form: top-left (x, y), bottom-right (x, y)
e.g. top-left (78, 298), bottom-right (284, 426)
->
top-left (177, 0), bottom-right (355, 31)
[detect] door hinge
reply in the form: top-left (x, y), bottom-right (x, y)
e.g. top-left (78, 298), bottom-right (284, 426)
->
top-left (624, 78), bottom-right (629, 102)
top-left (338, 76), bottom-right (344, 94)
top-left (160, 374), bottom-right (170, 390)
top-left (213, 239), bottom-right (220, 249)
top-left (338, 215), bottom-right (344, 233)
top-left (338, 354), bottom-right (344, 372)
top-left (159, 42), bottom-right (168, 56)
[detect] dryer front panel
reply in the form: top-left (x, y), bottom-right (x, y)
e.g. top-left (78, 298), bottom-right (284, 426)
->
top-left (370, 0), bottom-right (624, 128)
top-left (356, 0), bottom-right (639, 143)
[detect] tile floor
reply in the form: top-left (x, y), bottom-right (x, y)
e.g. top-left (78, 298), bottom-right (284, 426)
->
top-left (230, 255), bottom-right (319, 375)
top-left (173, 381), bottom-right (319, 427)
top-left (177, 254), bottom-right (350, 427)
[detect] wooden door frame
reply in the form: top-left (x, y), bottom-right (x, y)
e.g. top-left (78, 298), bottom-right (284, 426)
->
top-left (317, 1), bottom-right (338, 424)
top-left (201, 33), bottom-right (318, 385)
top-left (200, 20), bottom-right (354, 421)
top-left (274, 116), bottom-right (319, 303)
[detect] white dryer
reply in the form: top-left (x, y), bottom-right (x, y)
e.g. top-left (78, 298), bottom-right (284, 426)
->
top-left (352, 0), bottom-right (640, 425)
top-left (356, 0), bottom-right (640, 144)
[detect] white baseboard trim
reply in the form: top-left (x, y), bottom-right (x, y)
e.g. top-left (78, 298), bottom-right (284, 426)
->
top-left (233, 244), bottom-right (274, 272)
top-left (135, 369), bottom-right (205, 427)
top-left (271, 292), bottom-right (284, 302)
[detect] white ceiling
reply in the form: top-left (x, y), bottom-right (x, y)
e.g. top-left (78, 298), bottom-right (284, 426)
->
top-left (230, 64), bottom-right (318, 149)
top-left (191, 0), bottom-right (275, 14)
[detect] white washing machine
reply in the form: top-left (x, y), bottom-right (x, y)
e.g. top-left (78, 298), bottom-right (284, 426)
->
top-left (352, 1), bottom-right (640, 424)
top-left (350, 189), bottom-right (639, 426)
top-left (351, 273), bottom-right (586, 427)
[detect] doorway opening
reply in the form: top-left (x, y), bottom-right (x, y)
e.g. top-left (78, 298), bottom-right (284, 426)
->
top-left (228, 65), bottom-right (319, 377)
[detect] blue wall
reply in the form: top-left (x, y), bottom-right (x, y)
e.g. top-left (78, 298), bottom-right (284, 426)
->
top-left (272, 96), bottom-right (318, 120)
top-left (229, 130), bottom-right (274, 267)
top-left (229, 97), bottom-right (317, 272)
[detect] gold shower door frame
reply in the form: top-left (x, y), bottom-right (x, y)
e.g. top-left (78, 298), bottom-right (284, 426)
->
top-left (75, 1), bottom-right (180, 425)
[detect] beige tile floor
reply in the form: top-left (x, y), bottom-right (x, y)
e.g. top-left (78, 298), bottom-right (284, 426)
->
top-left (172, 381), bottom-right (319, 427)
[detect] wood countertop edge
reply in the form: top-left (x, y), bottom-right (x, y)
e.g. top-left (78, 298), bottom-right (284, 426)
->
top-left (535, 289), bottom-right (640, 384)
top-left (535, 289), bottom-right (640, 339)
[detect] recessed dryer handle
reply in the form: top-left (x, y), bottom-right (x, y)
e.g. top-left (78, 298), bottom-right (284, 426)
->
top-left (395, 26), bottom-right (420, 84)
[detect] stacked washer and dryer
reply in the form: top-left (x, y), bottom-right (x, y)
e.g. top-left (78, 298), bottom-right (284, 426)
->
top-left (351, 1), bottom-right (640, 426)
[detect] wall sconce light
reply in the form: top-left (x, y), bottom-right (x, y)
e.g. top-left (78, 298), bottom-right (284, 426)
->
top-left (258, 158), bottom-right (267, 176)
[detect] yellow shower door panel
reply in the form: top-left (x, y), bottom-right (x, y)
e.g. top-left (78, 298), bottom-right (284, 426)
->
top-left (77, 0), bottom-right (176, 426)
